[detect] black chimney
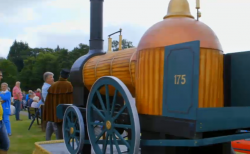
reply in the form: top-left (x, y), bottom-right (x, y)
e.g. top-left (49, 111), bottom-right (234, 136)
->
top-left (89, 0), bottom-right (104, 52)
top-left (69, 0), bottom-right (105, 108)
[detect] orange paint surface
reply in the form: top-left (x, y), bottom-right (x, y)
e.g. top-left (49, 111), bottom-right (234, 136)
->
top-left (232, 139), bottom-right (250, 154)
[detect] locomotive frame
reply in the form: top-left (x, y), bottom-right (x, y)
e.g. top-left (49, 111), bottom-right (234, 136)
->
top-left (56, 0), bottom-right (250, 153)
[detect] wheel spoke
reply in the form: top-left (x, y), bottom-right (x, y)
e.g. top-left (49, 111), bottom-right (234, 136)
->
top-left (102, 134), bottom-right (109, 154)
top-left (74, 117), bottom-right (78, 126)
top-left (111, 89), bottom-right (118, 116)
top-left (110, 134), bottom-right (113, 154)
top-left (112, 134), bottom-right (122, 154)
top-left (114, 129), bottom-right (130, 149)
top-left (96, 91), bottom-right (107, 113)
top-left (91, 104), bottom-right (105, 120)
top-left (113, 104), bottom-right (127, 120)
top-left (70, 111), bottom-right (73, 121)
top-left (105, 85), bottom-right (110, 111)
top-left (95, 129), bottom-right (107, 142)
top-left (113, 124), bottom-right (132, 129)
top-left (68, 137), bottom-right (71, 144)
top-left (75, 137), bottom-right (79, 146)
top-left (75, 130), bottom-right (80, 133)
top-left (72, 138), bottom-right (75, 149)
top-left (66, 116), bottom-right (71, 124)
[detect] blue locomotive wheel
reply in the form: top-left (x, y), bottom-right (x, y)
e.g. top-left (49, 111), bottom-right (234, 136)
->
top-left (63, 105), bottom-right (85, 154)
top-left (87, 76), bottom-right (140, 154)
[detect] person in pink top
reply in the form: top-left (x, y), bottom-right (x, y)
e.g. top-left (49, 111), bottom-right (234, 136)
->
top-left (35, 88), bottom-right (41, 100)
top-left (12, 81), bottom-right (23, 121)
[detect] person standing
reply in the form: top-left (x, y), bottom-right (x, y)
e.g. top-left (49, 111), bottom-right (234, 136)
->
top-left (1, 83), bottom-right (12, 136)
top-left (41, 72), bottom-right (58, 140)
top-left (0, 70), bottom-right (10, 153)
top-left (44, 69), bottom-right (73, 139)
top-left (12, 81), bottom-right (23, 121)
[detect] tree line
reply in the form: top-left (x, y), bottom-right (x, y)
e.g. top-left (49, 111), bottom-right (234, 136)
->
top-left (0, 39), bottom-right (134, 91)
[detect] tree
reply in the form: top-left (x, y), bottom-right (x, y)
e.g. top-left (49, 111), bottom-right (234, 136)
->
top-left (112, 39), bottom-right (134, 51)
top-left (0, 57), bottom-right (5, 61)
top-left (18, 56), bottom-right (36, 90)
top-left (112, 40), bottom-right (119, 51)
top-left (7, 40), bottom-right (29, 72)
top-left (54, 48), bottom-right (71, 70)
top-left (5, 41), bottom-right (90, 91)
top-left (55, 45), bottom-right (60, 52)
top-left (0, 60), bottom-right (18, 89)
top-left (69, 43), bottom-right (89, 64)
top-left (31, 53), bottom-right (59, 90)
top-left (18, 52), bottom-right (59, 91)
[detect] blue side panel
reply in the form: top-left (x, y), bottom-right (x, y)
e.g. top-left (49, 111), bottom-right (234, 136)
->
top-left (162, 41), bottom-right (200, 120)
top-left (196, 107), bottom-right (250, 132)
top-left (230, 51), bottom-right (250, 106)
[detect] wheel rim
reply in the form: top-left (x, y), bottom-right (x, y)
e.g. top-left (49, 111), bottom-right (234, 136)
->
top-left (63, 105), bottom-right (85, 154)
top-left (87, 76), bottom-right (140, 154)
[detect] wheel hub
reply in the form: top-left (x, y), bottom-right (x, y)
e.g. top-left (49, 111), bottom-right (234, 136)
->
top-left (70, 127), bottom-right (74, 134)
top-left (106, 121), bottom-right (112, 130)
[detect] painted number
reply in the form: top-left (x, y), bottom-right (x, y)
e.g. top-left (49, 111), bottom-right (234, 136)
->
top-left (174, 75), bottom-right (186, 85)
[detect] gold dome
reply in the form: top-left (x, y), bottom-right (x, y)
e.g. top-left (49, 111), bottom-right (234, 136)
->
top-left (137, 0), bottom-right (222, 51)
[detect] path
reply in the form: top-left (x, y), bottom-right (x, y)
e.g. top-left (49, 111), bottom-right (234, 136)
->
top-left (20, 110), bottom-right (28, 116)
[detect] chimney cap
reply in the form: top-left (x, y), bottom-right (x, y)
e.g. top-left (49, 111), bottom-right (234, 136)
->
top-left (163, 0), bottom-right (194, 19)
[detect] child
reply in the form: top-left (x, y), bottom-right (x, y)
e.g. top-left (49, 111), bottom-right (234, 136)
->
top-left (31, 96), bottom-right (39, 108)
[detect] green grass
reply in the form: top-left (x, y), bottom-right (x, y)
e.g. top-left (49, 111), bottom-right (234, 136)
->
top-left (8, 114), bottom-right (55, 154)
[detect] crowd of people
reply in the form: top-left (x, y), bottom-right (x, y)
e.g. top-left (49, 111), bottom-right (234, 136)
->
top-left (0, 68), bottom-right (73, 154)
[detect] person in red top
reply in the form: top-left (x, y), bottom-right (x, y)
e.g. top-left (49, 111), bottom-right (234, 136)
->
top-left (12, 81), bottom-right (23, 121)
top-left (35, 88), bottom-right (41, 100)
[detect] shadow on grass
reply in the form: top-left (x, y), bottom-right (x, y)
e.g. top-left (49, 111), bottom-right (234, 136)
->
top-left (8, 114), bottom-right (56, 154)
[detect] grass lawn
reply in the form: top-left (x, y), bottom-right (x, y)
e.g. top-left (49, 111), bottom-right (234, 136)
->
top-left (8, 114), bottom-right (55, 154)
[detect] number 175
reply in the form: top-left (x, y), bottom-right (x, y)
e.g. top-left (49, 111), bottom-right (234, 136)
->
top-left (174, 75), bottom-right (186, 85)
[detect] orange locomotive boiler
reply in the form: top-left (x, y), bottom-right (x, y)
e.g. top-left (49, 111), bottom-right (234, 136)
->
top-left (56, 0), bottom-right (250, 154)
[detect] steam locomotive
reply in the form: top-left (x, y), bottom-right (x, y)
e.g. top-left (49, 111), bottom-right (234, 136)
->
top-left (56, 0), bottom-right (250, 153)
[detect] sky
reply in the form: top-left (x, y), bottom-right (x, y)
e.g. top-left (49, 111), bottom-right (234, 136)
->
top-left (1, 0), bottom-right (250, 58)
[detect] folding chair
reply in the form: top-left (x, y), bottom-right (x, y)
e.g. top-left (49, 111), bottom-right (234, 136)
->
top-left (28, 107), bottom-right (41, 130)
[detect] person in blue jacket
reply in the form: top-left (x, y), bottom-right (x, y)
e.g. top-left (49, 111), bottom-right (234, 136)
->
top-left (0, 82), bottom-right (12, 136)
top-left (25, 90), bottom-right (32, 103)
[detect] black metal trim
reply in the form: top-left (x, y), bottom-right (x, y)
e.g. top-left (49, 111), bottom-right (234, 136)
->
top-left (139, 114), bottom-right (197, 139)
top-left (70, 53), bottom-right (103, 107)
top-left (224, 54), bottom-right (231, 107)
